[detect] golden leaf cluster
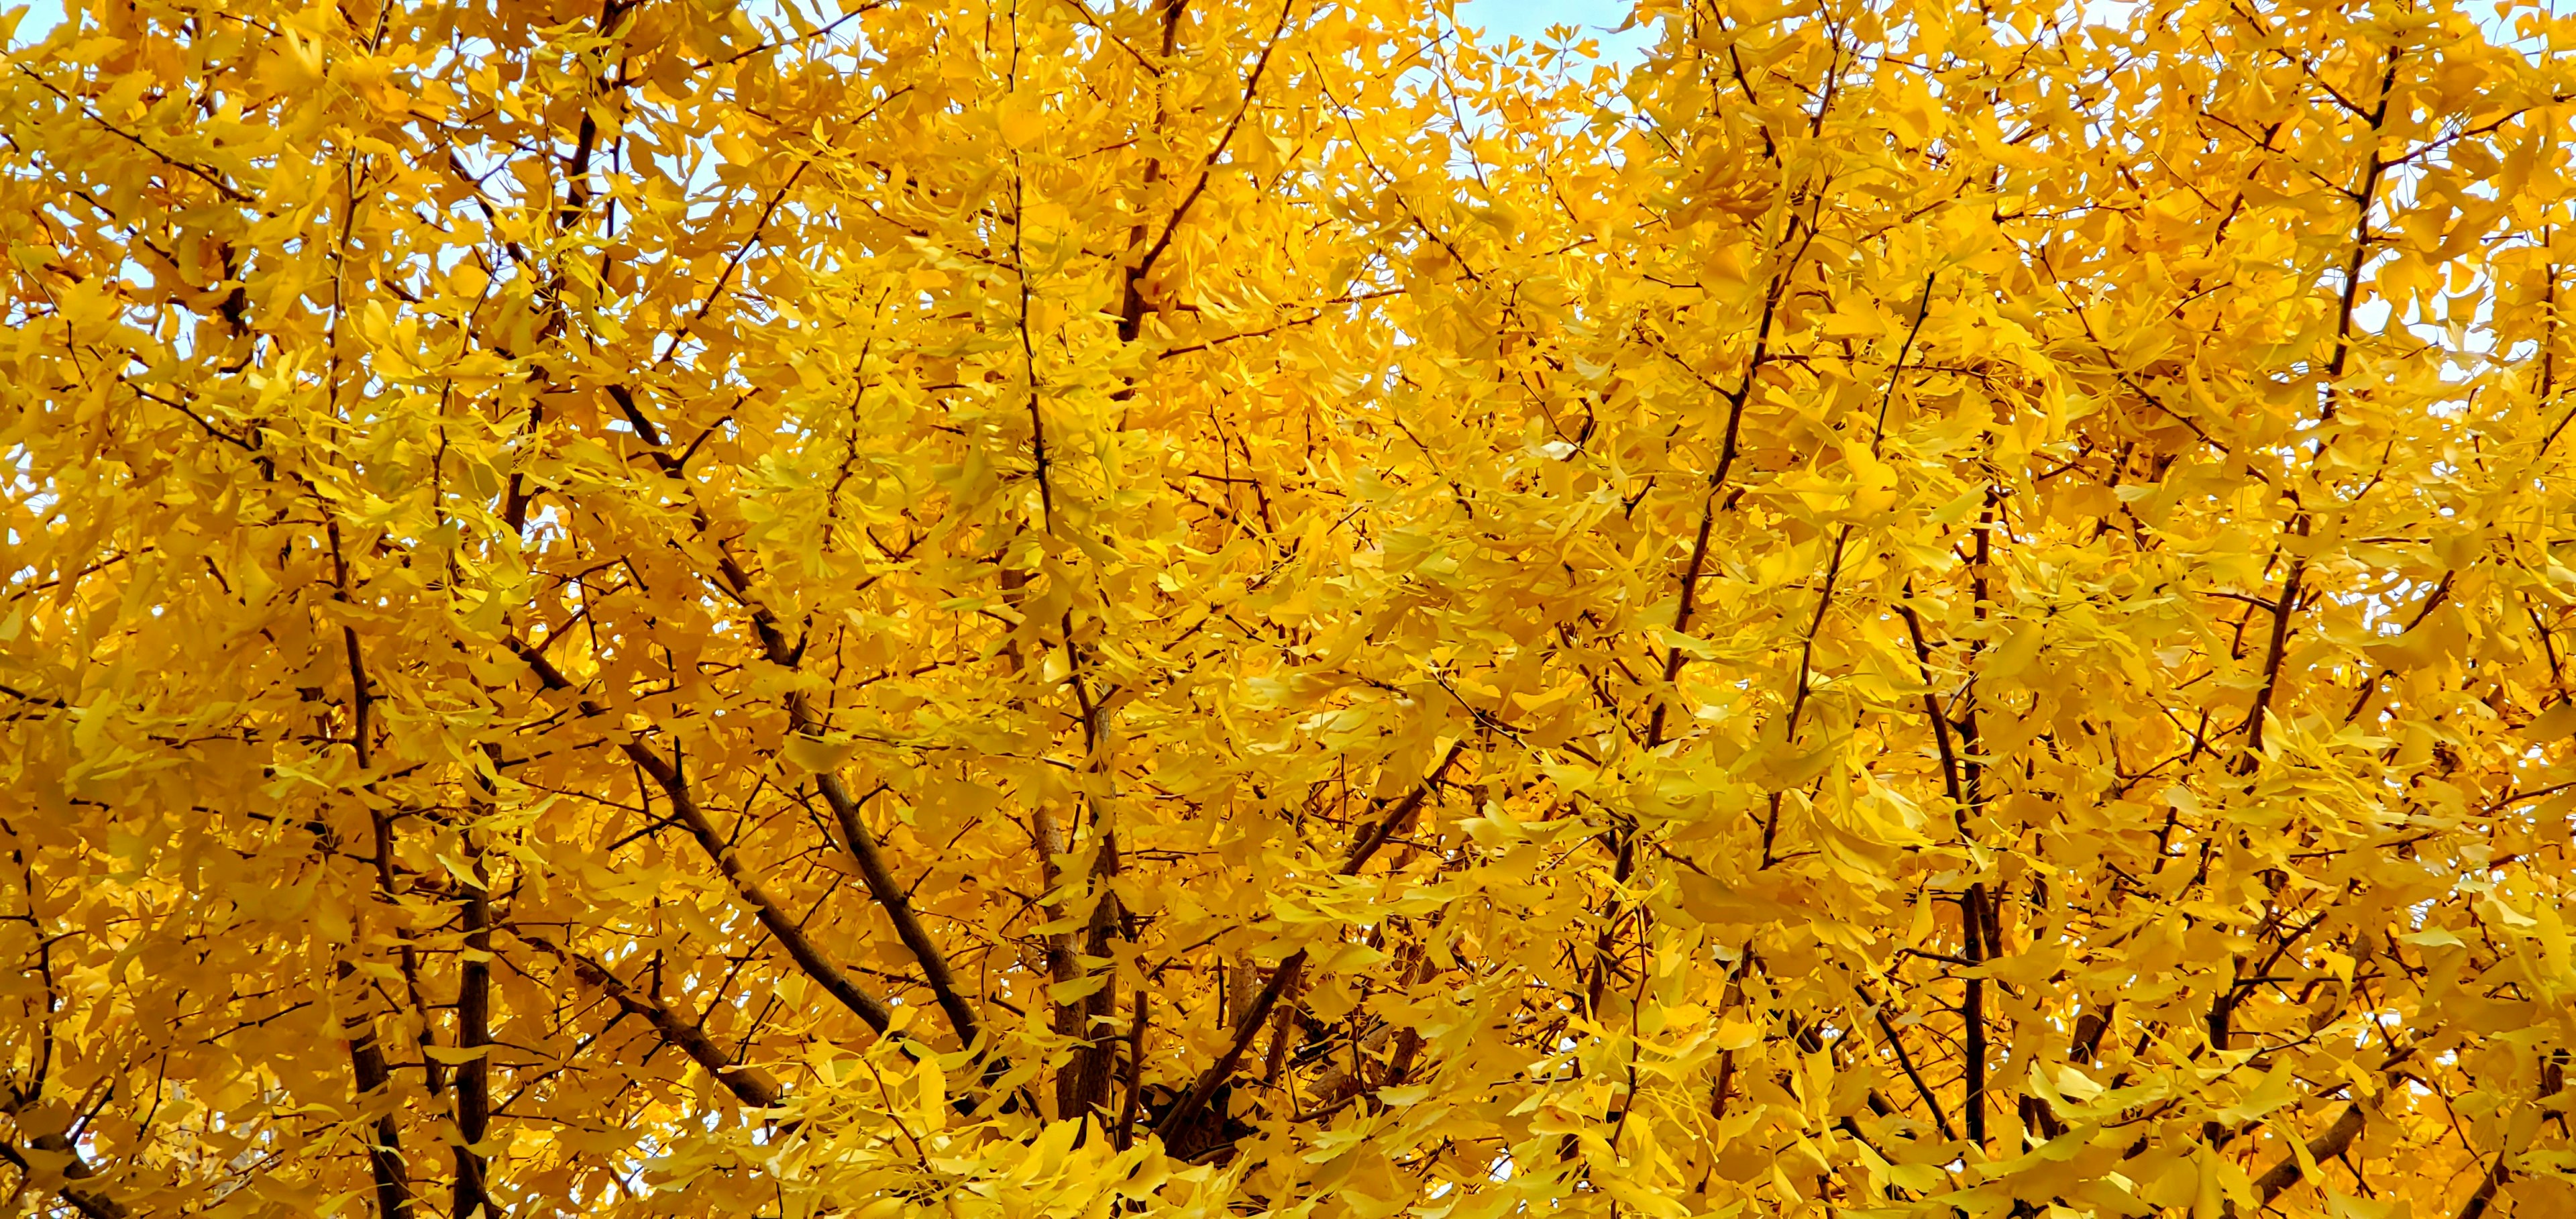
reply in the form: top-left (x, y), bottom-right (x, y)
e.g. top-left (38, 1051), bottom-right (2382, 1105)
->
top-left (2, 0), bottom-right (2574, 1215)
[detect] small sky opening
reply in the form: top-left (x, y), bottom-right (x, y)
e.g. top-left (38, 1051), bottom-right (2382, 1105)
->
top-left (1456, 0), bottom-right (1652, 63)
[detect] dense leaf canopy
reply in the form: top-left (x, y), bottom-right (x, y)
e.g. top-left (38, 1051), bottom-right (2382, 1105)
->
top-left (3, 0), bottom-right (2574, 1214)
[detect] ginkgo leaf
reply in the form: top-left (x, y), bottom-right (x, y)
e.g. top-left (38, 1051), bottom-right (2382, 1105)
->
top-left (782, 733), bottom-right (861, 774)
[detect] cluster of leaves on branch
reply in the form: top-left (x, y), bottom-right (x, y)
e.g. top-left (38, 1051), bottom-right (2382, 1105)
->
top-left (4, 0), bottom-right (2576, 1214)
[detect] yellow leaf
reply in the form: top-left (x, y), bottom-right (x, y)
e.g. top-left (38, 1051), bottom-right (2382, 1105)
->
top-left (783, 733), bottom-right (860, 774)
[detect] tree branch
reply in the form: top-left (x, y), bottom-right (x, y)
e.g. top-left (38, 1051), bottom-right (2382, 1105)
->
top-left (1152, 741), bottom-right (1465, 1141)
top-left (0, 1082), bottom-right (127, 1219)
top-left (2243, 1101), bottom-right (2367, 1208)
top-left (500, 639), bottom-right (900, 1035)
top-left (626, 745), bottom-right (897, 1033)
top-left (518, 935), bottom-right (782, 1108)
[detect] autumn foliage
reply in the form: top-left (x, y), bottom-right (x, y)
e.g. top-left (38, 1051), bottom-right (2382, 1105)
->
top-left (2, 0), bottom-right (2574, 1214)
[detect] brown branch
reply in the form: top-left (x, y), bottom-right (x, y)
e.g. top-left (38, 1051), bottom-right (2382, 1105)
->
top-left (2453, 1155), bottom-right (2509, 1219)
top-left (1962, 882), bottom-right (1988, 1147)
top-left (325, 530), bottom-right (415, 1219)
top-left (2320, 41), bottom-right (2404, 407)
top-left (1782, 525), bottom-right (1855, 744)
top-left (338, 961), bottom-right (413, 1219)
top-left (1861, 990), bottom-right (1956, 1143)
top-left (682, 537), bottom-right (987, 1055)
top-left (1129, 0), bottom-right (1299, 280)
top-left (13, 65), bottom-right (254, 204)
top-left (2241, 1101), bottom-right (2367, 1209)
top-left (518, 935), bottom-right (782, 1108)
top-left (0, 1082), bottom-right (127, 1218)
top-left (451, 857), bottom-right (494, 1219)
top-left (650, 158), bottom-right (822, 370)
top-left (2237, 556), bottom-right (2306, 774)
top-left (816, 775), bottom-right (984, 1049)
top-left (347, 1030), bottom-right (411, 1219)
top-left (500, 639), bottom-right (900, 1035)
top-left (1586, 226), bottom-right (1813, 1011)
top-left (1114, 986), bottom-right (1152, 1149)
top-left (1152, 741), bottom-right (1466, 1141)
top-left (1114, 0), bottom-right (1193, 343)
top-left (1896, 596), bottom-right (1966, 811)
top-left (1067, 801), bottom-right (1125, 1117)
top-left (1153, 290), bottom-right (1403, 356)
top-left (626, 745), bottom-right (896, 1033)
